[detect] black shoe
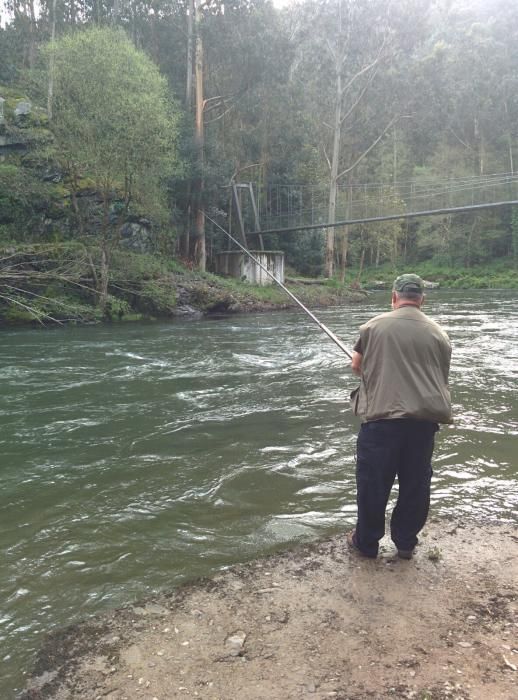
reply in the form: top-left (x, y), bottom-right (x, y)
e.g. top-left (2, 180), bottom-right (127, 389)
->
top-left (347, 530), bottom-right (377, 558)
top-left (397, 548), bottom-right (414, 560)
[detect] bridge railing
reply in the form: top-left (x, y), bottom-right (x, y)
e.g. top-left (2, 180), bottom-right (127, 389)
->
top-left (254, 172), bottom-right (518, 232)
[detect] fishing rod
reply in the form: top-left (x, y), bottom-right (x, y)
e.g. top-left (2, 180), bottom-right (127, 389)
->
top-left (204, 213), bottom-right (353, 359)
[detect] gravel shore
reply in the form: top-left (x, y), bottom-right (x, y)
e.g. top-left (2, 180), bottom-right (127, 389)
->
top-left (22, 521), bottom-right (517, 700)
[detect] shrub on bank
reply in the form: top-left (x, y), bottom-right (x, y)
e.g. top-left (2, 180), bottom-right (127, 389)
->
top-left (351, 260), bottom-right (518, 289)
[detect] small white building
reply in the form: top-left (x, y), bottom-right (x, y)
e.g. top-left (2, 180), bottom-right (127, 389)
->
top-left (215, 250), bottom-right (285, 286)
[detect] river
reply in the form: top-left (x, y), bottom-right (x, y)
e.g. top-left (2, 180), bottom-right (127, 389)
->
top-left (1, 290), bottom-right (517, 696)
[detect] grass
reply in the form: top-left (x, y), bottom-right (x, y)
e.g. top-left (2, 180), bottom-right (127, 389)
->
top-left (427, 547), bottom-right (442, 563)
top-left (2, 241), bottom-right (515, 327)
top-left (349, 259), bottom-right (518, 289)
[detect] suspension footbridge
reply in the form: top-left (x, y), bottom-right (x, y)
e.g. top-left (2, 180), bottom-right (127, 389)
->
top-left (223, 172), bottom-right (518, 239)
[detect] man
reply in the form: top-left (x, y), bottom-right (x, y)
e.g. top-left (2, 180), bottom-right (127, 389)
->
top-left (347, 273), bottom-right (452, 559)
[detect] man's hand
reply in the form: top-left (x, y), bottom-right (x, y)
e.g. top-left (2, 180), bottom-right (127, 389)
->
top-left (351, 351), bottom-right (363, 376)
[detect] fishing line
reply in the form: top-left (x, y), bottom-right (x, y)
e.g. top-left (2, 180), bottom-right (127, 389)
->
top-left (204, 213), bottom-right (353, 359)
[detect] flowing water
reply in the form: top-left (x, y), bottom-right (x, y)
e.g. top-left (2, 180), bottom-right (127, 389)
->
top-left (1, 290), bottom-right (517, 696)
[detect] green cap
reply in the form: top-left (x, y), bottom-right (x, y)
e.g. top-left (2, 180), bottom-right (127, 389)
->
top-left (393, 273), bottom-right (424, 293)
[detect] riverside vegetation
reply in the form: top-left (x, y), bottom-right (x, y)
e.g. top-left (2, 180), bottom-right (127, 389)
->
top-left (1, 1), bottom-right (518, 326)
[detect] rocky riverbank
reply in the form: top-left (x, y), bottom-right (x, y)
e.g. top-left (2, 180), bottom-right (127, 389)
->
top-left (170, 271), bottom-right (366, 318)
top-left (0, 243), bottom-right (366, 326)
top-left (21, 521), bottom-right (517, 700)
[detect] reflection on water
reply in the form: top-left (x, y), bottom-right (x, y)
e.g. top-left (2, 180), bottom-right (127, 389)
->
top-left (0, 289), bottom-right (517, 695)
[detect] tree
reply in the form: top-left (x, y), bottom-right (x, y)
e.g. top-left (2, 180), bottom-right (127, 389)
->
top-left (46, 25), bottom-right (180, 309)
top-left (289, 0), bottom-right (427, 278)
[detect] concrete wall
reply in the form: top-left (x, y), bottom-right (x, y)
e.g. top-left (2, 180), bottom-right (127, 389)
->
top-left (215, 251), bottom-right (285, 285)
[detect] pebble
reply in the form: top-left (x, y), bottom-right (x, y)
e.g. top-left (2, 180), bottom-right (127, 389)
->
top-left (156, 650), bottom-right (164, 656)
top-left (458, 642), bottom-right (472, 648)
top-left (225, 630), bottom-right (247, 656)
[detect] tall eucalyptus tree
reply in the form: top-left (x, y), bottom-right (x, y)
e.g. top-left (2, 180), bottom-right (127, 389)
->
top-left (288, 0), bottom-right (428, 278)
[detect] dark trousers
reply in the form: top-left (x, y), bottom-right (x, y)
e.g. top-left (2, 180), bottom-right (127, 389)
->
top-left (355, 419), bottom-right (438, 557)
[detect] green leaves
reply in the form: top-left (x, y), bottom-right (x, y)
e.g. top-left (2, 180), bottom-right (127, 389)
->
top-left (45, 26), bottom-right (181, 223)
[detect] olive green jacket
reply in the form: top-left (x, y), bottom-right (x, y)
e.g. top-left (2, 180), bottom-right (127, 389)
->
top-left (351, 306), bottom-right (452, 424)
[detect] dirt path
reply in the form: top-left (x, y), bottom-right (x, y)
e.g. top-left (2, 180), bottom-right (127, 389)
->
top-left (23, 522), bottom-right (518, 700)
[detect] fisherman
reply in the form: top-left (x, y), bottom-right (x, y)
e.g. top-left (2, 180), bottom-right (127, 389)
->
top-left (347, 273), bottom-right (452, 559)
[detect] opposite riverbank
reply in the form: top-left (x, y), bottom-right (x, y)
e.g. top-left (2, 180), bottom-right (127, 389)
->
top-left (0, 244), bottom-right (367, 326)
top-left (22, 521), bottom-right (518, 700)
top-left (1, 244), bottom-right (517, 327)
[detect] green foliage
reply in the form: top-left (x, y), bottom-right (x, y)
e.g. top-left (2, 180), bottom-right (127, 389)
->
top-left (107, 249), bottom-right (177, 316)
top-left (512, 208), bottom-right (518, 261)
top-left (140, 281), bottom-right (176, 314)
top-left (351, 260), bottom-right (518, 289)
top-left (45, 26), bottom-right (181, 227)
top-left (2, 0), bottom-right (518, 300)
top-left (281, 230), bottom-right (324, 277)
top-left (0, 164), bottom-right (26, 216)
top-left (0, 286), bottom-right (103, 324)
top-left (427, 547), bottom-right (442, 563)
top-left (103, 295), bottom-right (132, 321)
top-left (0, 161), bottom-right (60, 238)
top-left (110, 250), bottom-right (170, 281)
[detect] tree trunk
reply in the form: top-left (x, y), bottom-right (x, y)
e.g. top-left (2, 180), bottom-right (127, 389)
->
top-left (69, 164), bottom-right (85, 237)
top-left (337, 225), bottom-right (349, 284)
top-left (99, 245), bottom-right (109, 313)
top-left (99, 190), bottom-right (110, 312)
top-left (504, 98), bottom-right (514, 173)
top-left (474, 116), bottom-right (485, 175)
top-left (355, 247), bottom-right (365, 286)
top-left (177, 0), bottom-right (195, 260)
top-left (186, 0), bottom-right (194, 108)
top-left (337, 179), bottom-right (352, 283)
top-left (47, 0), bottom-right (57, 120)
top-left (27, 0), bottom-right (37, 69)
top-left (325, 67), bottom-right (342, 278)
top-left (192, 0), bottom-right (206, 271)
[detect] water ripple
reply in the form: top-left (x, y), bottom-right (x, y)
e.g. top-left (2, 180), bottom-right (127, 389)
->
top-left (0, 290), bottom-right (516, 697)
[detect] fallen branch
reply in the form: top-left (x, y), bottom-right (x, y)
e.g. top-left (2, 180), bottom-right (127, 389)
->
top-left (0, 292), bottom-right (64, 325)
